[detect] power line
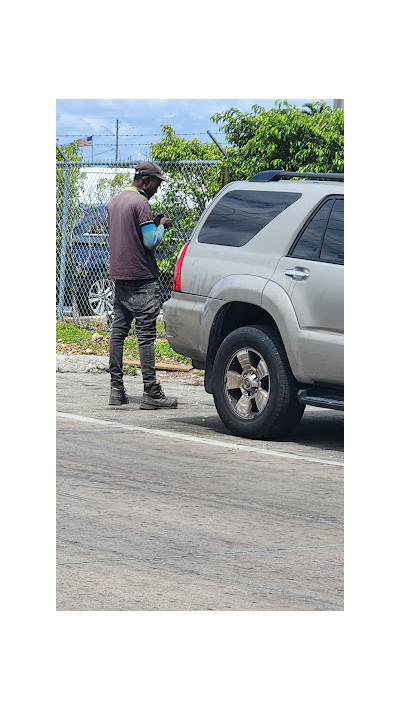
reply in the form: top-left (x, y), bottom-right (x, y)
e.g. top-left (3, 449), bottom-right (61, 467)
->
top-left (60, 142), bottom-right (229, 148)
top-left (92, 148), bottom-right (115, 157)
top-left (56, 132), bottom-right (220, 138)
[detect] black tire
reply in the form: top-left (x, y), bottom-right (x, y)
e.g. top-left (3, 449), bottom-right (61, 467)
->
top-left (212, 325), bottom-right (305, 439)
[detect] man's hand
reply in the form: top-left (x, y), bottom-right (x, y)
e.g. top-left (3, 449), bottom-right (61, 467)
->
top-left (160, 216), bottom-right (173, 229)
top-left (153, 213), bottom-right (165, 227)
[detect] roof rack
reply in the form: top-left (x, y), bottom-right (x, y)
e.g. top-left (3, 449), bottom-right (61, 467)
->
top-left (249, 170), bottom-right (344, 182)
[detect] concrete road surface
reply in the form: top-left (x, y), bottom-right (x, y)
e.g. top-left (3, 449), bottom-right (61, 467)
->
top-left (57, 370), bottom-right (343, 611)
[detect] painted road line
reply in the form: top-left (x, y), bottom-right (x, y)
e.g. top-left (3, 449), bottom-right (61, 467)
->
top-left (57, 411), bottom-right (343, 468)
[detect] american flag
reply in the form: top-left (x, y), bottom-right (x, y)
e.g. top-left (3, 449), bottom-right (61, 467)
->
top-left (77, 136), bottom-right (93, 147)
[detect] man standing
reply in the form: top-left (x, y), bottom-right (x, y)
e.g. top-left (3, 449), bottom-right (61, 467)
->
top-left (107, 161), bottom-right (178, 409)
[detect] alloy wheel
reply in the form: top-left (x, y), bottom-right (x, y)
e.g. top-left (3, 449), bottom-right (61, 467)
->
top-left (224, 347), bottom-right (270, 419)
top-left (88, 278), bottom-right (114, 315)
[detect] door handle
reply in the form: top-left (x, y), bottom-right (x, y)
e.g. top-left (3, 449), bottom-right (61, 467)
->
top-left (284, 267), bottom-right (310, 281)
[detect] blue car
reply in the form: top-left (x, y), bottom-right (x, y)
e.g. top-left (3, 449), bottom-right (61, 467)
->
top-left (57, 232), bottom-right (114, 316)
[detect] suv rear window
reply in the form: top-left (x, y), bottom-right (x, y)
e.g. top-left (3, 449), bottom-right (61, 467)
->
top-left (198, 190), bottom-right (301, 246)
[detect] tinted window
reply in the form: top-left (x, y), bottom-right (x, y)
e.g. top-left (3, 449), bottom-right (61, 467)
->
top-left (291, 199), bottom-right (334, 260)
top-left (198, 190), bottom-right (301, 246)
top-left (320, 199), bottom-right (344, 264)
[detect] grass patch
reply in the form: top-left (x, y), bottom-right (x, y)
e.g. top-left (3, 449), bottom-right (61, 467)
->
top-left (56, 319), bottom-right (191, 365)
top-left (56, 321), bottom-right (95, 345)
top-left (154, 340), bottom-right (191, 363)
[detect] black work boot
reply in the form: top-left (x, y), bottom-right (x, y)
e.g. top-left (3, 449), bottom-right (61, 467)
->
top-left (140, 380), bottom-right (178, 410)
top-left (109, 385), bottom-right (129, 405)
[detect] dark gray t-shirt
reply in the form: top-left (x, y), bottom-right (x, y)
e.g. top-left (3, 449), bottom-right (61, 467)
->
top-left (107, 187), bottom-right (159, 280)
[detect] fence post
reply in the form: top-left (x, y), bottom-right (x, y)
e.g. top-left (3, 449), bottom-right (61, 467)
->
top-left (56, 143), bottom-right (70, 320)
top-left (206, 131), bottom-right (229, 186)
top-left (220, 166), bottom-right (230, 188)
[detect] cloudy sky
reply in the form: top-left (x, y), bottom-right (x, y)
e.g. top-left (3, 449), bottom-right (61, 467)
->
top-left (56, 98), bottom-right (334, 162)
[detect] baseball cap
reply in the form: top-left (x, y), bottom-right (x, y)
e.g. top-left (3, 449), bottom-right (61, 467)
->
top-left (135, 161), bottom-right (168, 182)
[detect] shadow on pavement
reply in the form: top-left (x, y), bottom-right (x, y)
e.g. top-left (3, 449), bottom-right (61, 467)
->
top-left (169, 409), bottom-right (344, 453)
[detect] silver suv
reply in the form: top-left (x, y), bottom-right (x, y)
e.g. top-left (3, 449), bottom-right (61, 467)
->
top-left (163, 170), bottom-right (344, 439)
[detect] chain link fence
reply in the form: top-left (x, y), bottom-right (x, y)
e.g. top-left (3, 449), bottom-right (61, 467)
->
top-left (56, 157), bottom-right (224, 327)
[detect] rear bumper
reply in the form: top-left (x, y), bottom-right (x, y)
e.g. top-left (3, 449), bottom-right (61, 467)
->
top-left (163, 292), bottom-right (224, 362)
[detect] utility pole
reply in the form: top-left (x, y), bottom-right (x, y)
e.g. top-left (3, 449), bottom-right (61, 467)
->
top-left (115, 119), bottom-right (119, 161)
top-left (333, 99), bottom-right (344, 110)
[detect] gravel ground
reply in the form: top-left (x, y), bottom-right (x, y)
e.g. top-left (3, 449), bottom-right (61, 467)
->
top-left (56, 353), bottom-right (204, 384)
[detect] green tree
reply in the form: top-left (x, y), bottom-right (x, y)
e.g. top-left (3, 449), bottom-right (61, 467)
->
top-left (211, 100), bottom-right (344, 180)
top-left (95, 171), bottom-right (133, 204)
top-left (56, 142), bottom-right (85, 294)
top-left (56, 142), bottom-right (102, 321)
top-left (301, 101), bottom-right (329, 114)
top-left (151, 124), bottom-right (221, 162)
top-left (56, 141), bottom-right (84, 238)
top-left (150, 125), bottom-right (223, 279)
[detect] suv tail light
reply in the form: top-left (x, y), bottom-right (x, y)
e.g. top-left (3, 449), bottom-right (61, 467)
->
top-left (172, 242), bottom-right (190, 292)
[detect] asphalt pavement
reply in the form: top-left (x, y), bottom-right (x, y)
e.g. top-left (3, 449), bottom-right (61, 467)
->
top-left (56, 356), bottom-right (344, 611)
